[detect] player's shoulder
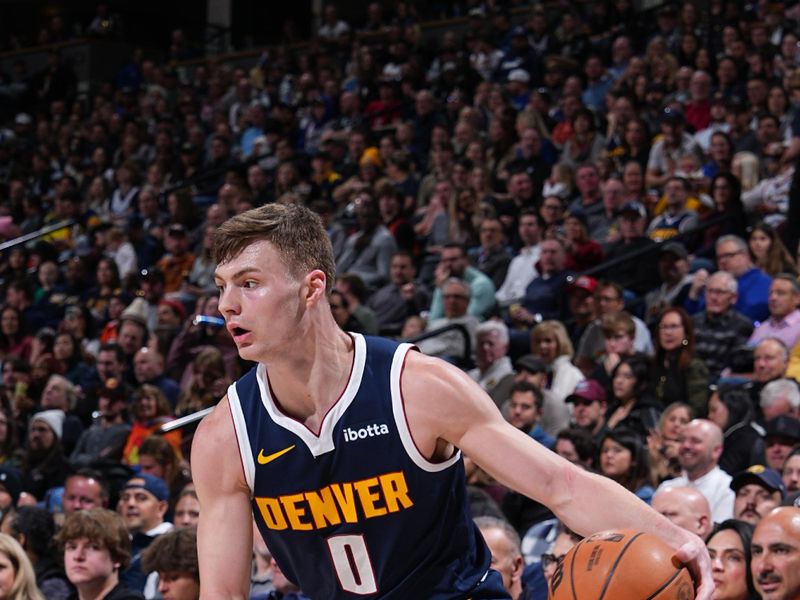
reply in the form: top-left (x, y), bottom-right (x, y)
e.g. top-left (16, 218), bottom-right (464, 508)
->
top-left (401, 351), bottom-right (482, 399)
top-left (193, 395), bottom-right (236, 456)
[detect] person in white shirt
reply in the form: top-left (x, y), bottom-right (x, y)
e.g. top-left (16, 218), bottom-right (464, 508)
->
top-left (468, 321), bottom-right (515, 408)
top-left (657, 419), bottom-right (735, 524)
top-left (495, 209), bottom-right (542, 307)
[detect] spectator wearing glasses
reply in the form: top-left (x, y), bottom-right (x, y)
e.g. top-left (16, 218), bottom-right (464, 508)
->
top-left (686, 235), bottom-right (772, 323)
top-left (692, 271), bottom-right (754, 380)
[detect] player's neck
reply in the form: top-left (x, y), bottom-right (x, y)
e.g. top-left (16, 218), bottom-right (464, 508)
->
top-left (263, 324), bottom-right (355, 425)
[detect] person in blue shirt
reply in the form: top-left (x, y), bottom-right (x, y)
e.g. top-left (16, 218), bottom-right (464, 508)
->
top-left (506, 381), bottom-right (555, 449)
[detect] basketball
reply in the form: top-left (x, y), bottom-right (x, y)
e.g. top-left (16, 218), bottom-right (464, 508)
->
top-left (548, 529), bottom-right (695, 600)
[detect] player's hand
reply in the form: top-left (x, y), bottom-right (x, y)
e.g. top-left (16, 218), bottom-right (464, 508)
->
top-left (675, 535), bottom-right (714, 600)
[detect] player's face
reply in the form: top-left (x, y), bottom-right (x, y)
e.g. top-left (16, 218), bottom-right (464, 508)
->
top-left (752, 512), bottom-right (800, 600)
top-left (64, 538), bottom-right (116, 587)
top-left (215, 241), bottom-right (306, 363)
top-left (707, 529), bottom-right (748, 600)
top-left (158, 571), bottom-right (200, 600)
top-left (734, 484), bottom-right (781, 526)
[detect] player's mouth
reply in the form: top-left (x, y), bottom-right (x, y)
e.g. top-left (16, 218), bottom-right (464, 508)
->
top-left (227, 324), bottom-right (252, 340)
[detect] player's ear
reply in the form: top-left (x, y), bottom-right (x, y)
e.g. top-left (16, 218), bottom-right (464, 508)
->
top-left (305, 269), bottom-right (327, 303)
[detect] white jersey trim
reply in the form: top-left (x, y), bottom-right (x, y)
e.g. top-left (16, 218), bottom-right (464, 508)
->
top-left (255, 333), bottom-right (367, 458)
top-left (227, 382), bottom-right (255, 493)
top-left (390, 344), bottom-right (461, 472)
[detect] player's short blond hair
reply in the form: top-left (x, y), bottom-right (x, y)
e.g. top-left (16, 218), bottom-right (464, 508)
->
top-left (213, 203), bottom-right (336, 293)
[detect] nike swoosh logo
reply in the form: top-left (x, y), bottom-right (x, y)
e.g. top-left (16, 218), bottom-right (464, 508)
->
top-left (257, 445), bottom-right (296, 465)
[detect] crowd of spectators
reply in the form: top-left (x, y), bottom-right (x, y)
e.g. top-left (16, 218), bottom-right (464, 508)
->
top-left (3, 0), bottom-right (800, 598)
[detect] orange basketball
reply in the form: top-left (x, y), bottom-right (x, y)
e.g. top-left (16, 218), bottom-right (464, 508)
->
top-left (548, 529), bottom-right (695, 600)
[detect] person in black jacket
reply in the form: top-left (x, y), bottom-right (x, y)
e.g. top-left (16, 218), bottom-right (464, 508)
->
top-left (707, 382), bottom-right (766, 475)
top-left (56, 508), bottom-right (144, 600)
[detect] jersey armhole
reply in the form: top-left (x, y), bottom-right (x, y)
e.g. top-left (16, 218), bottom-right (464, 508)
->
top-left (227, 382), bottom-right (255, 494)
top-left (390, 344), bottom-right (461, 473)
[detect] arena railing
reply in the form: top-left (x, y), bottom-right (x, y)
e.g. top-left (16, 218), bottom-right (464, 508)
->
top-left (0, 219), bottom-right (75, 254)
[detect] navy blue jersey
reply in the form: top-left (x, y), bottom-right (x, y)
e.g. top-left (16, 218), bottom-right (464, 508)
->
top-left (228, 334), bottom-right (494, 599)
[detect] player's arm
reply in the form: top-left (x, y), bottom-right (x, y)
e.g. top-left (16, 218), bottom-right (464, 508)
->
top-left (401, 353), bottom-right (713, 600)
top-left (192, 395), bottom-right (254, 599)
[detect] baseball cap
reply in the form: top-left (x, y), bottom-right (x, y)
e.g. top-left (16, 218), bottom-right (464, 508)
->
top-left (566, 379), bottom-right (606, 404)
top-left (567, 275), bottom-right (597, 295)
top-left (730, 464), bottom-right (786, 497)
top-left (618, 201), bottom-right (647, 219)
top-left (764, 415), bottom-right (800, 442)
top-left (123, 473), bottom-right (169, 502)
top-left (515, 354), bottom-right (549, 374)
top-left (660, 241), bottom-right (688, 259)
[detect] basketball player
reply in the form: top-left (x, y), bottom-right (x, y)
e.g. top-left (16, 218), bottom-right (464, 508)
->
top-left (193, 204), bottom-right (713, 599)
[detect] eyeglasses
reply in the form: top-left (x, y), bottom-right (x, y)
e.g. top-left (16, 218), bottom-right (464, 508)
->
top-left (659, 323), bottom-right (683, 331)
top-left (443, 294), bottom-right (469, 300)
top-left (706, 287), bottom-right (733, 296)
top-left (717, 250), bottom-right (743, 261)
top-left (542, 553), bottom-right (566, 569)
top-left (330, 304), bottom-right (345, 309)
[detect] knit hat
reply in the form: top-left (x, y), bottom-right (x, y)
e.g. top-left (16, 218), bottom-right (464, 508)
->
top-left (121, 297), bottom-right (149, 328)
top-left (31, 409), bottom-right (65, 440)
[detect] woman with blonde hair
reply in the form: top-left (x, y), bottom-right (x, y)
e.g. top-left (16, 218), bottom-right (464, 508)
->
top-left (530, 320), bottom-right (584, 403)
top-left (0, 533), bottom-right (44, 600)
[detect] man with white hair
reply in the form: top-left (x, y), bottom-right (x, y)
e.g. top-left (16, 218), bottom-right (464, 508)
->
top-left (657, 419), bottom-right (736, 523)
top-left (692, 270), bottom-right (754, 379)
top-left (468, 321), bottom-right (515, 408)
top-left (686, 235), bottom-right (772, 322)
top-left (761, 379), bottom-right (800, 421)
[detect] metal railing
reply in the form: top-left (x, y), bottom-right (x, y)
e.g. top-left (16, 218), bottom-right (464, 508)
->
top-left (0, 219), bottom-right (75, 254)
